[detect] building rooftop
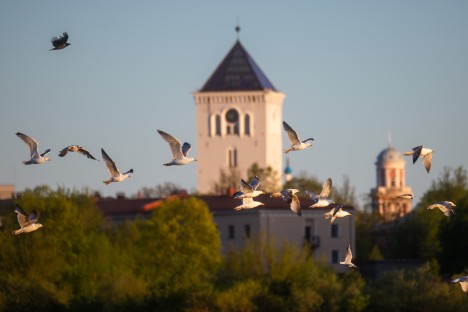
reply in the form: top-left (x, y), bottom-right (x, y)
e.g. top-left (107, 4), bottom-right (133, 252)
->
top-left (376, 147), bottom-right (404, 163)
top-left (200, 40), bottom-right (277, 92)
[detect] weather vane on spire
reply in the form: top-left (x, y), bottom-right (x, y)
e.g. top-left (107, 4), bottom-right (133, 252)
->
top-left (387, 130), bottom-right (392, 148)
top-left (235, 17), bottom-right (241, 40)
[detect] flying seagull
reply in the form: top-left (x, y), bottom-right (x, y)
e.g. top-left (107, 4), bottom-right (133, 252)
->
top-left (403, 145), bottom-right (434, 173)
top-left (271, 189), bottom-right (302, 216)
top-left (234, 197), bottom-right (265, 211)
top-left (12, 205), bottom-right (43, 235)
top-left (306, 178), bottom-right (335, 208)
top-left (59, 145), bottom-right (99, 160)
top-left (324, 204), bottom-right (351, 223)
top-left (340, 244), bottom-right (358, 269)
top-left (427, 201), bottom-right (455, 217)
top-left (101, 148), bottom-right (133, 185)
top-left (233, 176), bottom-right (265, 199)
top-left (450, 276), bottom-right (468, 293)
top-left (16, 132), bottom-right (51, 165)
top-left (50, 32), bottom-right (70, 50)
top-left (282, 121), bottom-right (314, 154)
top-left (396, 193), bottom-right (414, 200)
top-left (157, 130), bottom-right (197, 166)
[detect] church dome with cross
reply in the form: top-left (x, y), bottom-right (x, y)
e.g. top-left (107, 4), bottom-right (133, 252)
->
top-left (370, 137), bottom-right (413, 219)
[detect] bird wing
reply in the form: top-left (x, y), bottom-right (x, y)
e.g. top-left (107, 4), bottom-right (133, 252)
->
top-left (240, 179), bottom-right (253, 192)
top-left (320, 178), bottom-right (332, 198)
top-left (58, 146), bottom-right (71, 157)
top-left (15, 205), bottom-right (31, 228)
top-left (290, 195), bottom-right (302, 216)
top-left (77, 147), bottom-right (98, 160)
top-left (181, 142), bottom-right (191, 157)
top-left (282, 121), bottom-right (300, 145)
top-left (411, 145), bottom-right (423, 164)
top-left (250, 176), bottom-right (260, 191)
top-left (345, 245), bottom-right (353, 262)
top-left (158, 130), bottom-right (183, 159)
top-left (28, 210), bottom-right (39, 224)
top-left (242, 197), bottom-right (253, 205)
top-left (305, 189), bottom-right (319, 202)
top-left (61, 32), bottom-right (69, 43)
top-left (40, 149), bottom-right (51, 157)
top-left (101, 148), bottom-right (120, 177)
top-left (422, 153), bottom-right (432, 173)
top-left (16, 132), bottom-right (39, 158)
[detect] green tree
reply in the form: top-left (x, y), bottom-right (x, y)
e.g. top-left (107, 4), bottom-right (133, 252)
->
top-left (134, 197), bottom-right (222, 310)
top-left (367, 265), bottom-right (468, 312)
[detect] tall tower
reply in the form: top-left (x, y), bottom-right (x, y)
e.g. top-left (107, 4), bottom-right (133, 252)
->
top-left (370, 143), bottom-right (413, 219)
top-left (193, 39), bottom-right (285, 194)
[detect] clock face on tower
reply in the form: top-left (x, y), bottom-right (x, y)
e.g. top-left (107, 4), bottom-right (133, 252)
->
top-left (225, 109), bottom-right (239, 123)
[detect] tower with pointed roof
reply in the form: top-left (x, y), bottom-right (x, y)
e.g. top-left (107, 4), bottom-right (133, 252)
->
top-left (370, 140), bottom-right (413, 219)
top-left (193, 35), bottom-right (285, 194)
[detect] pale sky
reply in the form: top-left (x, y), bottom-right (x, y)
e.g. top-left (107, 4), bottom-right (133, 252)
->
top-left (1, 1), bottom-right (467, 209)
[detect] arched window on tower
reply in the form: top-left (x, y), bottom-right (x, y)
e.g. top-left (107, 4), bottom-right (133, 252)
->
top-left (215, 115), bottom-right (221, 136)
top-left (390, 169), bottom-right (396, 188)
top-left (228, 147), bottom-right (238, 168)
top-left (225, 109), bottom-right (239, 136)
top-left (244, 114), bottom-right (251, 136)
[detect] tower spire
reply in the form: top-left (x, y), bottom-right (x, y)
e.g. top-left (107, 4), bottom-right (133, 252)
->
top-left (235, 18), bottom-right (241, 40)
top-left (387, 130), bottom-right (392, 148)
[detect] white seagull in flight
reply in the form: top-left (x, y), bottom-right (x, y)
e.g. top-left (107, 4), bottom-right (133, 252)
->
top-left (271, 189), bottom-right (302, 216)
top-left (233, 176), bottom-right (265, 199)
top-left (234, 197), bottom-right (265, 211)
top-left (158, 130), bottom-right (197, 166)
top-left (101, 148), bottom-right (133, 185)
top-left (427, 201), bottom-right (455, 217)
top-left (450, 276), bottom-right (468, 293)
top-left (403, 145), bottom-right (434, 173)
top-left (306, 178), bottom-right (335, 208)
top-left (340, 244), bottom-right (358, 269)
top-left (324, 204), bottom-right (351, 223)
top-left (282, 121), bottom-right (314, 154)
top-left (12, 205), bottom-right (43, 235)
top-left (16, 132), bottom-right (51, 165)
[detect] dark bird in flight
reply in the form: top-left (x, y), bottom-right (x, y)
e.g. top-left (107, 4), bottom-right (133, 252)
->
top-left (50, 32), bottom-right (71, 51)
top-left (58, 145), bottom-right (99, 160)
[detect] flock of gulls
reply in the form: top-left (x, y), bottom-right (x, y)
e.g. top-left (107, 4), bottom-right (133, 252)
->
top-left (10, 32), bottom-right (467, 292)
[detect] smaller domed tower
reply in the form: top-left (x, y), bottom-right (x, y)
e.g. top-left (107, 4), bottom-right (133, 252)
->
top-left (371, 144), bottom-right (413, 219)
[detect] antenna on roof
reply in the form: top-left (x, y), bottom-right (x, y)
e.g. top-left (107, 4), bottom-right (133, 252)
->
top-left (235, 17), bottom-right (241, 40)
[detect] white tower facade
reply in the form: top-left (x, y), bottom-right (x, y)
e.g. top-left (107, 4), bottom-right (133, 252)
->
top-left (370, 145), bottom-right (413, 219)
top-left (193, 40), bottom-right (285, 194)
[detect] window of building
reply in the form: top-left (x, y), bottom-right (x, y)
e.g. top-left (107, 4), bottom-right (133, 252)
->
top-left (228, 225), bottom-right (235, 240)
top-left (225, 109), bottom-right (239, 135)
top-left (228, 148), bottom-right (238, 168)
top-left (215, 115), bottom-right (221, 136)
top-left (331, 223), bottom-right (339, 238)
top-left (305, 226), bottom-right (311, 241)
top-left (331, 250), bottom-right (339, 264)
top-left (245, 224), bottom-right (251, 239)
top-left (245, 114), bottom-right (251, 135)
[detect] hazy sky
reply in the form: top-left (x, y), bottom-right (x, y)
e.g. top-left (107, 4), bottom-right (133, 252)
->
top-left (1, 1), bottom-right (467, 209)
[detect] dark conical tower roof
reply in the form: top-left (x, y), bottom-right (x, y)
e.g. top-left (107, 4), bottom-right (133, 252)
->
top-left (200, 40), bottom-right (277, 92)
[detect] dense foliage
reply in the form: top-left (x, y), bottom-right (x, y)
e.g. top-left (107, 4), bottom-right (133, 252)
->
top-left (0, 169), bottom-right (468, 311)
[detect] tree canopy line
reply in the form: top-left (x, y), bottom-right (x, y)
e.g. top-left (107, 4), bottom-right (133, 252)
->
top-left (0, 167), bottom-right (467, 311)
